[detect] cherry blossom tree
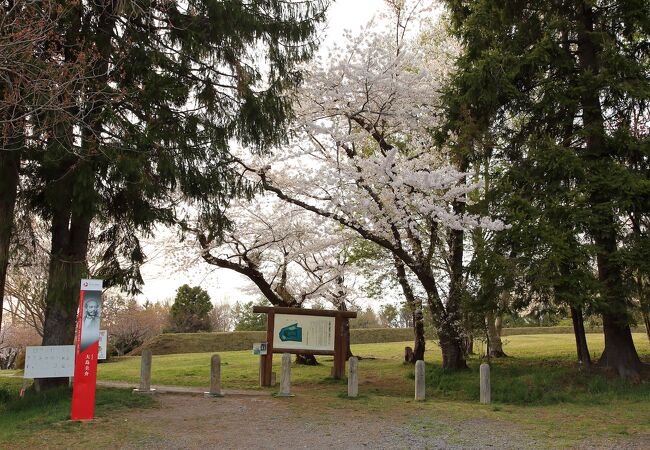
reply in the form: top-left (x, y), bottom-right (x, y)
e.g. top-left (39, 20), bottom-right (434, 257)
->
top-left (195, 195), bottom-right (360, 363)
top-left (198, 197), bottom-right (352, 309)
top-left (245, 2), bottom-right (505, 369)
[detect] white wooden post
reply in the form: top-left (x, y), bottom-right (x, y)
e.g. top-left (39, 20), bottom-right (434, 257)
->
top-left (133, 349), bottom-right (155, 394)
top-left (480, 363), bottom-right (491, 404)
top-left (348, 356), bottom-right (358, 397)
top-left (204, 354), bottom-right (224, 397)
top-left (277, 353), bottom-right (294, 397)
top-left (415, 360), bottom-right (425, 401)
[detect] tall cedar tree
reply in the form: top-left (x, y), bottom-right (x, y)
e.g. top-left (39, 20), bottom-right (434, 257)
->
top-left (27, 0), bottom-right (326, 389)
top-left (0, 1), bottom-right (91, 334)
top-left (442, 0), bottom-right (650, 379)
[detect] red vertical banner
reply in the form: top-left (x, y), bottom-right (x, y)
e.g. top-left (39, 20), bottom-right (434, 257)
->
top-left (71, 279), bottom-right (103, 421)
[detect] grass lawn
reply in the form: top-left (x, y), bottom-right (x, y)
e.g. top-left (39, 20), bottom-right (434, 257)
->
top-left (0, 376), bottom-right (155, 446)
top-left (95, 333), bottom-right (650, 444)
top-left (98, 333), bottom-right (650, 397)
top-left (3, 333), bottom-right (649, 448)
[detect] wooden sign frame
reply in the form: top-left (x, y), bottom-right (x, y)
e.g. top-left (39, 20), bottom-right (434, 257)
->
top-left (252, 306), bottom-right (357, 386)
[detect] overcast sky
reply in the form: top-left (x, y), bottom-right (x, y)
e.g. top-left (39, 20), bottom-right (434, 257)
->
top-left (136, 1), bottom-right (404, 306)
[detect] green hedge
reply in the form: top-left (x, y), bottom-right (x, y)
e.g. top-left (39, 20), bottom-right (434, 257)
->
top-left (350, 328), bottom-right (414, 344)
top-left (135, 328), bottom-right (416, 355)
top-left (132, 331), bottom-right (266, 355)
top-left (134, 326), bottom-right (642, 356)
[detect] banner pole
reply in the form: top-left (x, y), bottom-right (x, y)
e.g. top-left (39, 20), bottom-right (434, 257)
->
top-left (70, 279), bottom-right (103, 421)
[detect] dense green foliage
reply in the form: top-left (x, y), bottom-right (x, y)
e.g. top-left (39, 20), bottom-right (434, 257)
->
top-left (13, 0), bottom-right (328, 359)
top-left (441, 0), bottom-right (650, 377)
top-left (34, 0), bottom-right (328, 288)
top-left (232, 300), bottom-right (267, 331)
top-left (170, 284), bottom-right (213, 332)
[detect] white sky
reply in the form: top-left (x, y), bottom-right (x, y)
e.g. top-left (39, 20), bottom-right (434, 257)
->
top-left (135, 0), bottom-right (410, 306)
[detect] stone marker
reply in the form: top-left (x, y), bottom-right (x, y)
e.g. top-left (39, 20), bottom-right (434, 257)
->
top-left (480, 363), bottom-right (491, 404)
top-left (348, 356), bottom-right (359, 398)
top-left (204, 354), bottom-right (224, 397)
top-left (270, 371), bottom-right (276, 387)
top-left (133, 349), bottom-right (155, 394)
top-left (415, 360), bottom-right (425, 401)
top-left (277, 353), bottom-right (294, 397)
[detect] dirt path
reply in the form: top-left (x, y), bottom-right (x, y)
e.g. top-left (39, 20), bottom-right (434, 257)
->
top-left (9, 384), bottom-right (649, 449)
top-left (114, 392), bottom-right (543, 450)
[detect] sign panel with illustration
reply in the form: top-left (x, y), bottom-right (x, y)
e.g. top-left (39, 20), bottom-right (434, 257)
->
top-left (272, 314), bottom-right (335, 352)
top-left (24, 345), bottom-right (75, 379)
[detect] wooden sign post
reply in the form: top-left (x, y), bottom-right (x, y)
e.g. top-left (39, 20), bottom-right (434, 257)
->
top-left (253, 306), bottom-right (357, 387)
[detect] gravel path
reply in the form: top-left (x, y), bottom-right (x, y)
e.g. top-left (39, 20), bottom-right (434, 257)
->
top-left (98, 380), bottom-right (261, 396)
top-left (6, 382), bottom-right (647, 449)
top-left (119, 393), bottom-right (543, 450)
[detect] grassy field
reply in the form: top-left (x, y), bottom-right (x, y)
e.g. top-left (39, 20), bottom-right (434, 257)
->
top-left (0, 376), bottom-right (155, 446)
top-left (3, 333), bottom-right (649, 448)
top-left (95, 333), bottom-right (650, 446)
top-left (98, 333), bottom-right (650, 399)
top-left (135, 326), bottom-right (645, 355)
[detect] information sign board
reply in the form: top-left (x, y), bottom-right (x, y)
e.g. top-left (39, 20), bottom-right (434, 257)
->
top-left (272, 314), bottom-right (335, 352)
top-left (24, 345), bottom-right (75, 379)
top-left (80, 279), bottom-right (103, 291)
top-left (252, 342), bottom-right (268, 355)
top-left (98, 330), bottom-right (107, 360)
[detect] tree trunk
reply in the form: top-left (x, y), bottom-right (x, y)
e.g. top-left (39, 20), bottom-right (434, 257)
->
top-left (37, 202), bottom-right (92, 390)
top-left (295, 354), bottom-right (318, 365)
top-left (337, 300), bottom-right (353, 359)
top-left (439, 153), bottom-right (469, 370)
top-left (486, 311), bottom-right (506, 357)
top-left (577, 2), bottom-right (644, 380)
top-left (639, 288), bottom-right (650, 345)
top-left (598, 313), bottom-right (644, 381)
top-left (343, 317), bottom-right (352, 359)
top-left (37, 127), bottom-right (94, 390)
top-left (411, 306), bottom-right (426, 362)
top-left (570, 305), bottom-right (591, 366)
top-left (420, 275), bottom-right (467, 369)
top-left (592, 229), bottom-right (643, 379)
top-left (0, 143), bottom-right (20, 335)
top-left (438, 322), bottom-right (468, 370)
top-left (462, 334), bottom-right (474, 356)
top-left (393, 256), bottom-right (424, 363)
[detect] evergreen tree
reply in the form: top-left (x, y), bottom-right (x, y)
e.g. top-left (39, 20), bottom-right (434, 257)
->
top-left (0, 0), bottom-right (91, 334)
top-left (232, 300), bottom-right (267, 331)
top-left (21, 0), bottom-right (326, 389)
top-left (442, 0), bottom-right (650, 379)
top-left (170, 285), bottom-right (212, 332)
